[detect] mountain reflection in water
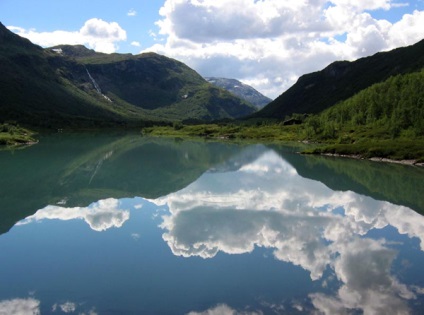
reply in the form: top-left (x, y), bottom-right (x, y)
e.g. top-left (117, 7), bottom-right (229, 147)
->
top-left (0, 134), bottom-right (423, 314)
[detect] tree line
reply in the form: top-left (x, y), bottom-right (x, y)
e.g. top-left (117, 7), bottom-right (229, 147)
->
top-left (304, 69), bottom-right (424, 140)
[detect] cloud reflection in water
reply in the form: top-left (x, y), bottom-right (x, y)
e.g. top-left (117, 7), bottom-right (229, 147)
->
top-left (11, 148), bottom-right (424, 314)
top-left (18, 198), bottom-right (129, 232)
top-left (187, 303), bottom-right (262, 315)
top-left (0, 298), bottom-right (40, 315)
top-left (153, 150), bottom-right (424, 314)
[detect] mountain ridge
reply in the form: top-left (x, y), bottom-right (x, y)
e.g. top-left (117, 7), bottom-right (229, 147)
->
top-left (205, 77), bottom-right (272, 109)
top-left (0, 22), bottom-right (256, 127)
top-left (254, 39), bottom-right (424, 119)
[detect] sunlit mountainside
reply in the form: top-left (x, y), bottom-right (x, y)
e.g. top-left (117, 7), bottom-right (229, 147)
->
top-left (0, 22), bottom-right (255, 128)
top-left (205, 77), bottom-right (272, 109)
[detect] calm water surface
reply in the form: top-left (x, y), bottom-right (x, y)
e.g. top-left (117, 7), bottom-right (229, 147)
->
top-left (1, 132), bottom-right (424, 314)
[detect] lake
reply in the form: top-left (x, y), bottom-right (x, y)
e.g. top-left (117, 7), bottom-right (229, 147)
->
top-left (1, 132), bottom-right (424, 315)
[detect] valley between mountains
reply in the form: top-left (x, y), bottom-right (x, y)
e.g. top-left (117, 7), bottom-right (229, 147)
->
top-left (1, 21), bottom-right (423, 163)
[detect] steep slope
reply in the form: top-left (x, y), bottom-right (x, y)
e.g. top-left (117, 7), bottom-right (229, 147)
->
top-left (51, 45), bottom-right (256, 121)
top-left (311, 69), bottom-right (424, 138)
top-left (254, 39), bottom-right (424, 119)
top-left (205, 77), bottom-right (271, 109)
top-left (0, 23), bottom-right (134, 127)
top-left (0, 23), bottom-right (255, 127)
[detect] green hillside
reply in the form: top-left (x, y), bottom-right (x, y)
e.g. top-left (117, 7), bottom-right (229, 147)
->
top-left (0, 24), bottom-right (129, 127)
top-left (254, 39), bottom-right (424, 120)
top-left (302, 69), bottom-right (424, 161)
top-left (307, 70), bottom-right (424, 137)
top-left (0, 22), bottom-right (255, 128)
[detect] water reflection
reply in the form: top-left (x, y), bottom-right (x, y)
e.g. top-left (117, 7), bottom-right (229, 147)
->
top-left (187, 304), bottom-right (262, 315)
top-left (1, 136), bottom-right (424, 314)
top-left (0, 298), bottom-right (40, 315)
top-left (154, 148), bottom-right (424, 313)
top-left (310, 237), bottom-right (415, 314)
top-left (18, 198), bottom-right (129, 232)
top-left (0, 297), bottom-right (99, 315)
top-left (0, 133), bottom-right (242, 235)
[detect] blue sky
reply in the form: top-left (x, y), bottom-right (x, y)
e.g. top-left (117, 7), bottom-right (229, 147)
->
top-left (0, 0), bottom-right (164, 53)
top-left (1, 0), bottom-right (424, 98)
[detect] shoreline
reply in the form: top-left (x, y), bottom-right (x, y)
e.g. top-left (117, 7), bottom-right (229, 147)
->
top-left (319, 153), bottom-right (424, 167)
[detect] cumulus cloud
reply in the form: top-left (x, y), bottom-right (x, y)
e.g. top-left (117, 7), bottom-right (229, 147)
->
top-left (18, 198), bottom-right (130, 232)
top-left (0, 298), bottom-right (40, 315)
top-left (8, 18), bottom-right (126, 53)
top-left (145, 0), bottom-right (424, 98)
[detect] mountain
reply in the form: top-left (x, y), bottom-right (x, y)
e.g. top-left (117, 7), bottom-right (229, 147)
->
top-left (253, 39), bottom-right (424, 119)
top-left (205, 77), bottom-right (272, 109)
top-left (0, 22), bottom-right (255, 128)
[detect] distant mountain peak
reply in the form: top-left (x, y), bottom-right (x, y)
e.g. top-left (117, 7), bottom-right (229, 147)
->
top-left (205, 77), bottom-right (272, 109)
top-left (49, 44), bottom-right (99, 58)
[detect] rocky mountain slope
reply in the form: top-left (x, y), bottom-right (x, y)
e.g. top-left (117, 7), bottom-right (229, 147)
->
top-left (205, 77), bottom-right (272, 109)
top-left (0, 22), bottom-right (255, 127)
top-left (254, 39), bottom-right (424, 119)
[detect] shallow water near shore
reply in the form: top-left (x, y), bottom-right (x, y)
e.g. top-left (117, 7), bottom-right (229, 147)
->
top-left (1, 132), bottom-right (424, 314)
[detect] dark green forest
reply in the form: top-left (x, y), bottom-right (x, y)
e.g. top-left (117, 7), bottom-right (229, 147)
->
top-left (305, 69), bottom-right (424, 139)
top-left (300, 69), bottom-right (424, 161)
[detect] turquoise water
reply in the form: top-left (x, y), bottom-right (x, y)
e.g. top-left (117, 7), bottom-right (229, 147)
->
top-left (0, 132), bottom-right (423, 314)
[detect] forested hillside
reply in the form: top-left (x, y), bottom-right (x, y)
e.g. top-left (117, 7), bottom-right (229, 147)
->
top-left (300, 69), bottom-right (424, 161)
top-left (254, 39), bottom-right (424, 120)
top-left (305, 69), bottom-right (424, 139)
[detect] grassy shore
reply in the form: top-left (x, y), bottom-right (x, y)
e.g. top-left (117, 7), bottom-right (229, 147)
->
top-left (143, 123), bottom-right (301, 141)
top-left (2, 120), bottom-right (422, 165)
top-left (143, 122), bottom-right (424, 164)
top-left (0, 123), bottom-right (37, 146)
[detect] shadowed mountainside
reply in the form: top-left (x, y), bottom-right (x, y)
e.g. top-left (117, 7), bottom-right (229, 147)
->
top-left (0, 22), bottom-right (255, 127)
top-left (254, 39), bottom-right (424, 119)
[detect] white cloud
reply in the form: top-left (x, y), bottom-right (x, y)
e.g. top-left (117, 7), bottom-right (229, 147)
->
top-left (0, 298), bottom-right (40, 315)
top-left (145, 0), bottom-right (424, 98)
top-left (131, 41), bottom-right (141, 47)
top-left (8, 18), bottom-right (126, 53)
top-left (127, 9), bottom-right (137, 17)
top-left (18, 198), bottom-right (130, 232)
top-left (392, 2), bottom-right (411, 8)
top-left (388, 9), bottom-right (424, 46)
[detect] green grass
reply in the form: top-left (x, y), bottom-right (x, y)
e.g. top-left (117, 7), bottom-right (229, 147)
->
top-left (143, 122), bottom-right (424, 163)
top-left (0, 123), bottom-right (36, 146)
top-left (305, 139), bottom-right (424, 162)
top-left (143, 122), bottom-right (304, 142)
